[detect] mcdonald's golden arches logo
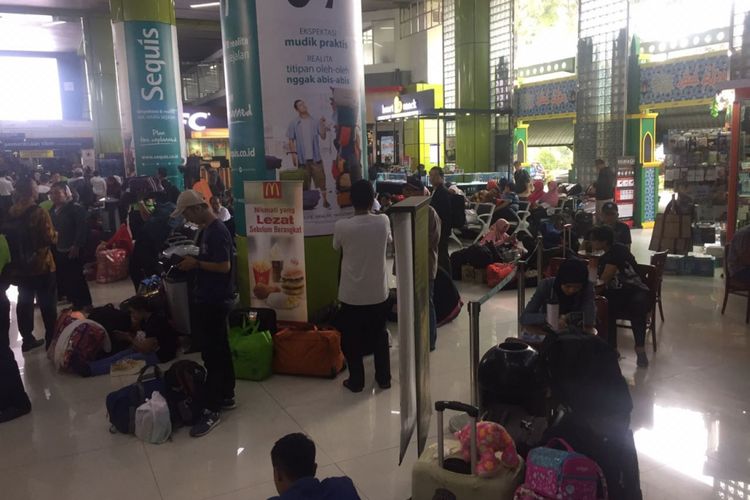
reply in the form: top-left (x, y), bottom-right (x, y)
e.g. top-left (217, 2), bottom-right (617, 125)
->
top-left (263, 182), bottom-right (282, 199)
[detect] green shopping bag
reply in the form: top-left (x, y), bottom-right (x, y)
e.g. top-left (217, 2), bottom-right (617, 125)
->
top-left (228, 316), bottom-right (273, 381)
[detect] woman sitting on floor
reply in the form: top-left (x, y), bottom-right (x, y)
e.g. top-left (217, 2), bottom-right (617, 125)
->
top-left (71, 296), bottom-right (178, 377)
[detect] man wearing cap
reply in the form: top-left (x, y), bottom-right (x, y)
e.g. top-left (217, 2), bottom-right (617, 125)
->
top-left (600, 202), bottom-right (632, 249)
top-left (173, 190), bottom-right (235, 438)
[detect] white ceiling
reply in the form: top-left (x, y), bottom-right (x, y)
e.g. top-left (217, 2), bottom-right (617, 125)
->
top-left (0, 0), bottom-right (408, 59)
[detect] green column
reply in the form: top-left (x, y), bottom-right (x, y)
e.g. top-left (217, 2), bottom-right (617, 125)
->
top-left (455, 0), bottom-right (490, 172)
top-left (110, 0), bottom-right (185, 186)
top-left (81, 16), bottom-right (123, 158)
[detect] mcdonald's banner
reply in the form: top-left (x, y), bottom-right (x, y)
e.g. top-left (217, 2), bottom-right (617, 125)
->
top-left (245, 180), bottom-right (307, 321)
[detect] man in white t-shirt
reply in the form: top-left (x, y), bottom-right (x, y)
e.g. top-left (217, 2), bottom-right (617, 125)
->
top-left (90, 171), bottom-right (107, 201)
top-left (0, 170), bottom-right (13, 214)
top-left (287, 100), bottom-right (330, 209)
top-left (333, 180), bottom-right (391, 392)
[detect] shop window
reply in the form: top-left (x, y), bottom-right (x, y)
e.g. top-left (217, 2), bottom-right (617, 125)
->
top-left (399, 0), bottom-right (442, 38)
top-left (363, 20), bottom-right (395, 65)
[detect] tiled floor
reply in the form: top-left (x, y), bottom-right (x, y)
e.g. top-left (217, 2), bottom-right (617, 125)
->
top-left (2, 229), bottom-right (749, 500)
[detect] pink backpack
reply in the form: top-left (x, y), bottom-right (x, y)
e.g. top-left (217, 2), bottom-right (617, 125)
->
top-left (514, 438), bottom-right (607, 500)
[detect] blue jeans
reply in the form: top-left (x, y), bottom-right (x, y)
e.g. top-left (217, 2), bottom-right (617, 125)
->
top-left (87, 348), bottom-right (159, 376)
top-left (429, 279), bottom-right (437, 351)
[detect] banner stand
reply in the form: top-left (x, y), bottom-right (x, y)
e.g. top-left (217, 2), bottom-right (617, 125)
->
top-left (391, 196), bottom-right (431, 463)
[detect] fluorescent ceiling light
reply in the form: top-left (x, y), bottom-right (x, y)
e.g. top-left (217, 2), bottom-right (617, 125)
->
top-left (41, 20), bottom-right (66, 27)
top-left (190, 2), bottom-right (220, 7)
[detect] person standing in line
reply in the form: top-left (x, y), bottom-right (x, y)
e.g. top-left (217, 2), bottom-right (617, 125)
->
top-left (157, 167), bottom-right (180, 204)
top-left (403, 176), bottom-right (441, 351)
top-left (173, 190), bottom-right (235, 437)
top-left (334, 180), bottom-right (391, 392)
top-left (49, 182), bottom-right (92, 310)
top-left (0, 233), bottom-right (31, 423)
top-left (0, 170), bottom-right (14, 217)
top-left (513, 161), bottom-right (531, 197)
top-left (589, 158), bottom-right (616, 222)
top-left (90, 170), bottom-right (107, 202)
top-left (287, 99), bottom-right (330, 209)
top-left (429, 167), bottom-right (452, 275)
top-left (6, 177), bottom-right (57, 351)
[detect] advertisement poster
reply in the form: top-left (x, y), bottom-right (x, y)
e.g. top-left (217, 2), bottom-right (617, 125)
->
top-left (245, 180), bottom-right (307, 321)
top-left (113, 20), bottom-right (186, 175)
top-left (254, 0), bottom-right (365, 236)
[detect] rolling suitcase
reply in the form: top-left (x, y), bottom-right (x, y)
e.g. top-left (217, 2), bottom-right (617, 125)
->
top-left (412, 401), bottom-right (525, 500)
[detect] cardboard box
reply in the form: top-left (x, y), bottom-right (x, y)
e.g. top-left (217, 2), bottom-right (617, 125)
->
top-left (461, 264), bottom-right (475, 282)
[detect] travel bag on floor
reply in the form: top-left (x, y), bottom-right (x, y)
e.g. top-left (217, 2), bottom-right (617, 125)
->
top-left (48, 316), bottom-right (110, 371)
top-left (514, 438), bottom-right (607, 500)
top-left (272, 322), bottom-right (345, 378)
top-left (96, 248), bottom-right (128, 283)
top-left (229, 314), bottom-right (273, 381)
top-left (105, 365), bottom-right (165, 434)
top-left (134, 391), bottom-right (172, 444)
top-left (412, 401), bottom-right (525, 500)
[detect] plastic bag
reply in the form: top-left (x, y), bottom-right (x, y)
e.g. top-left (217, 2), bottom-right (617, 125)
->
top-left (134, 391), bottom-right (172, 444)
top-left (229, 319), bottom-right (273, 381)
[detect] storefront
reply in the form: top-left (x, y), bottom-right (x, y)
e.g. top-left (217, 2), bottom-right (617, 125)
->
top-left (372, 86), bottom-right (443, 170)
top-left (182, 106), bottom-right (231, 187)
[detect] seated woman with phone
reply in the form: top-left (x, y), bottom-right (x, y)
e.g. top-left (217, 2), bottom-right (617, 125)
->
top-left (520, 258), bottom-right (596, 343)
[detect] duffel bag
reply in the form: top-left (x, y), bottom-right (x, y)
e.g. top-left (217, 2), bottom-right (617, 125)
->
top-left (48, 316), bottom-right (110, 371)
top-left (487, 262), bottom-right (515, 287)
top-left (228, 317), bottom-right (273, 381)
top-left (105, 365), bottom-right (165, 434)
top-left (273, 322), bottom-right (345, 378)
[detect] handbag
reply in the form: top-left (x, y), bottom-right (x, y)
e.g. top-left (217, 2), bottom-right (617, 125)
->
top-left (228, 316), bottom-right (273, 381)
top-left (515, 438), bottom-right (607, 500)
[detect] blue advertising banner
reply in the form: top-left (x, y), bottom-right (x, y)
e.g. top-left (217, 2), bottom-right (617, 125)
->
top-left (641, 55), bottom-right (729, 105)
top-left (516, 78), bottom-right (577, 117)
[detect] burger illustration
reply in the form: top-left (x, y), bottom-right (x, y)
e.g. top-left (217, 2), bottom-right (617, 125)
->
top-left (280, 265), bottom-right (305, 298)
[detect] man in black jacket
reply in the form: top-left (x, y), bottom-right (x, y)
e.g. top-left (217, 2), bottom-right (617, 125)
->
top-left (590, 159), bottom-right (616, 222)
top-left (49, 182), bottom-right (91, 309)
top-left (429, 167), bottom-right (452, 274)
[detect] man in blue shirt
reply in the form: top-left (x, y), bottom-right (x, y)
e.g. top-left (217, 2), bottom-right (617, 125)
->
top-left (269, 433), bottom-right (360, 500)
top-left (173, 190), bottom-right (235, 437)
top-left (287, 99), bottom-right (330, 208)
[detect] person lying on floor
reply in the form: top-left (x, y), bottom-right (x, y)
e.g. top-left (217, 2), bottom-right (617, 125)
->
top-left (71, 296), bottom-right (178, 377)
top-left (520, 258), bottom-right (595, 343)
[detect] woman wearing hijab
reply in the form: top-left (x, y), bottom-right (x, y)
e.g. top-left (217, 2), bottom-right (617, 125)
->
top-left (538, 181), bottom-right (560, 209)
top-left (480, 218), bottom-right (512, 246)
top-left (520, 258), bottom-right (595, 340)
top-left (527, 179), bottom-right (546, 206)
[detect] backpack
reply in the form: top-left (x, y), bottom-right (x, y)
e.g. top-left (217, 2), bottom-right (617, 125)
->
top-left (105, 365), bottom-right (165, 434)
top-left (164, 360), bottom-right (206, 425)
top-left (2, 205), bottom-right (39, 277)
top-left (515, 438), bottom-right (607, 500)
top-left (449, 192), bottom-right (467, 228)
top-left (134, 391), bottom-right (172, 444)
top-left (539, 330), bottom-right (632, 420)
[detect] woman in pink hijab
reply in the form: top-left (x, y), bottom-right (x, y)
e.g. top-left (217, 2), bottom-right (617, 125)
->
top-left (538, 181), bottom-right (560, 208)
top-left (481, 218), bottom-right (511, 246)
top-left (527, 179), bottom-right (546, 205)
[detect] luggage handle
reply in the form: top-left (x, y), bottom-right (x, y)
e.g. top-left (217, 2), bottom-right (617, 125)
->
top-left (435, 401), bottom-right (477, 476)
top-left (545, 437), bottom-right (575, 452)
top-left (136, 364), bottom-right (162, 383)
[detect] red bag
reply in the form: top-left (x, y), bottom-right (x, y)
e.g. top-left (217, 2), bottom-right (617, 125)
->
top-left (106, 224), bottom-right (134, 256)
top-left (487, 262), bottom-right (515, 287)
top-left (48, 314), bottom-right (108, 371)
top-left (96, 248), bottom-right (129, 284)
top-left (272, 322), bottom-right (345, 378)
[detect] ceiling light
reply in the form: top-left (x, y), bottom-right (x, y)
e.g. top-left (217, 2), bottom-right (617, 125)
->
top-left (190, 2), bottom-right (220, 8)
top-left (561, 62), bottom-right (567, 69)
top-left (546, 65), bottom-right (552, 71)
top-left (41, 20), bottom-right (66, 27)
top-left (669, 41), bottom-right (677, 49)
top-left (705, 34), bottom-right (712, 44)
top-left (658, 42), bottom-right (666, 52)
top-left (717, 31), bottom-right (726, 41)
top-left (648, 45), bottom-right (656, 53)
top-left (693, 36), bottom-right (700, 45)
top-left (553, 64), bottom-right (559, 70)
